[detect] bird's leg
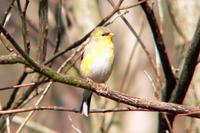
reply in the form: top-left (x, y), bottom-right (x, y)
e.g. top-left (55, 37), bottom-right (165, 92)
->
top-left (99, 82), bottom-right (109, 94)
top-left (85, 78), bottom-right (94, 84)
top-left (85, 78), bottom-right (109, 93)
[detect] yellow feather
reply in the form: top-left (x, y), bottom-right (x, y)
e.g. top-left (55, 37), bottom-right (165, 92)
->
top-left (80, 29), bottom-right (114, 83)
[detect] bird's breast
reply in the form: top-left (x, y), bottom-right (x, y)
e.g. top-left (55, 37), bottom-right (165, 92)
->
top-left (80, 46), bottom-right (114, 83)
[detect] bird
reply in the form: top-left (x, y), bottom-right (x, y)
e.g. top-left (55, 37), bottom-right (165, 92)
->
top-left (80, 27), bottom-right (115, 117)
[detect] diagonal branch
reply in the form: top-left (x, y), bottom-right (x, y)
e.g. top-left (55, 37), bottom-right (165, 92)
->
top-left (0, 53), bottom-right (28, 65)
top-left (1, 0), bottom-right (15, 26)
top-left (16, 0), bottom-right (30, 54)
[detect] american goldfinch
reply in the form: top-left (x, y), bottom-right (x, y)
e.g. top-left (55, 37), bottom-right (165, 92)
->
top-left (80, 27), bottom-right (115, 117)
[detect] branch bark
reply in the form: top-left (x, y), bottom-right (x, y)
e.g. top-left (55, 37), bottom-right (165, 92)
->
top-left (0, 53), bottom-right (27, 65)
top-left (37, 0), bottom-right (48, 62)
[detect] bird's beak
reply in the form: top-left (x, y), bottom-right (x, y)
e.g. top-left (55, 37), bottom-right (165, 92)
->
top-left (109, 32), bottom-right (114, 36)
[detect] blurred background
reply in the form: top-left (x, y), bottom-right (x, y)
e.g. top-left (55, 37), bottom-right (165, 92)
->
top-left (0, 0), bottom-right (200, 132)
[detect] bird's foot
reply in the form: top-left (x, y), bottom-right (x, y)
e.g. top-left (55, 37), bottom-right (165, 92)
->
top-left (85, 78), bottom-right (94, 84)
top-left (99, 83), bottom-right (109, 94)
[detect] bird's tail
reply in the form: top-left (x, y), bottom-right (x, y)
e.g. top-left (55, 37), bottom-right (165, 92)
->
top-left (80, 90), bottom-right (92, 117)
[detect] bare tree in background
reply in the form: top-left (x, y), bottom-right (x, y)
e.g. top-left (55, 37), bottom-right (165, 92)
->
top-left (0, 0), bottom-right (200, 132)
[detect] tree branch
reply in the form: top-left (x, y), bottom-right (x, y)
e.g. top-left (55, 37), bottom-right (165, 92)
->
top-left (1, 0), bottom-right (15, 26)
top-left (0, 80), bottom-right (49, 91)
top-left (1, 101), bottom-right (200, 118)
top-left (16, 0), bottom-right (30, 54)
top-left (37, 0), bottom-right (48, 62)
top-left (171, 19), bottom-right (200, 104)
top-left (0, 53), bottom-right (27, 65)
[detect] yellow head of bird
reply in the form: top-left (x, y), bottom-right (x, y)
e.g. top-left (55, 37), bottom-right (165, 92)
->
top-left (91, 27), bottom-right (114, 40)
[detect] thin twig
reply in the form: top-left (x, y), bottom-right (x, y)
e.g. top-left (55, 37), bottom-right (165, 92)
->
top-left (163, 113), bottom-right (173, 133)
top-left (1, 0), bottom-right (15, 26)
top-left (144, 70), bottom-right (159, 99)
top-left (0, 35), bottom-right (14, 52)
top-left (104, 10), bottom-right (129, 26)
top-left (67, 115), bottom-right (82, 133)
top-left (119, 0), bottom-right (148, 10)
top-left (1, 105), bottom-right (200, 118)
top-left (0, 0), bottom-right (16, 58)
top-left (54, 0), bottom-right (64, 55)
top-left (0, 106), bottom-right (144, 115)
top-left (6, 115), bottom-right (11, 133)
top-left (37, 0), bottom-right (48, 62)
top-left (16, 0), bottom-right (30, 54)
top-left (0, 80), bottom-right (49, 91)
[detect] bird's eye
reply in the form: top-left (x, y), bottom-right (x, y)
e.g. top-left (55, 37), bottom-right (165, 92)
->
top-left (101, 32), bottom-right (110, 36)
